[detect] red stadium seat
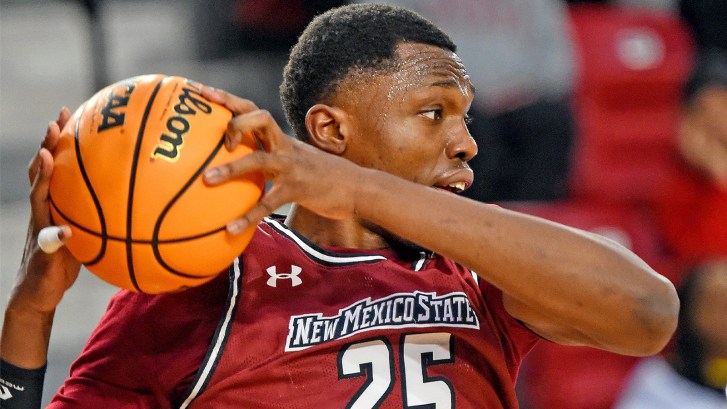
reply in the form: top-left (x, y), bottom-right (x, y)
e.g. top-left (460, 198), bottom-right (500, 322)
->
top-left (507, 6), bottom-right (695, 408)
top-left (520, 343), bottom-right (639, 409)
top-left (507, 200), bottom-right (682, 409)
top-left (566, 3), bottom-right (694, 205)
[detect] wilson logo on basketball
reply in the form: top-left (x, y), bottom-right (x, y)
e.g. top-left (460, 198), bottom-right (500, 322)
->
top-left (151, 85), bottom-right (213, 162)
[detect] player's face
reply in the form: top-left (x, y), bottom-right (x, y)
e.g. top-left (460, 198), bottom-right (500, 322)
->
top-left (338, 42), bottom-right (477, 194)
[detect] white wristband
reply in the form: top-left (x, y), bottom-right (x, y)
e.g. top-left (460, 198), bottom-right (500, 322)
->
top-left (37, 226), bottom-right (64, 254)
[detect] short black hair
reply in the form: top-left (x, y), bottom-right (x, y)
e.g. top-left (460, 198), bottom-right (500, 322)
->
top-left (280, 3), bottom-right (456, 141)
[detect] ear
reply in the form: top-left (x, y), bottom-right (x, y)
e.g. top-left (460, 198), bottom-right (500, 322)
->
top-left (304, 104), bottom-right (350, 155)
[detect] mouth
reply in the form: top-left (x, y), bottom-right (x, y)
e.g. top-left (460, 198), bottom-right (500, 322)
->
top-left (433, 180), bottom-right (471, 195)
top-left (431, 167), bottom-right (474, 194)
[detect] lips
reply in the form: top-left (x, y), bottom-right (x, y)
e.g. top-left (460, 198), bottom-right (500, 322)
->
top-left (436, 181), bottom-right (467, 193)
top-left (432, 169), bottom-right (473, 194)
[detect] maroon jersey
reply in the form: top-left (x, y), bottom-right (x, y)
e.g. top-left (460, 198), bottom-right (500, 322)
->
top-left (49, 217), bottom-right (539, 408)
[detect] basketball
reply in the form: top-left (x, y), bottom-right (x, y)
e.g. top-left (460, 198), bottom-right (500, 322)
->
top-left (48, 74), bottom-right (264, 294)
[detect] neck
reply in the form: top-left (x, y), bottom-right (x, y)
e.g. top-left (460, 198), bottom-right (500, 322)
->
top-left (284, 205), bottom-right (389, 249)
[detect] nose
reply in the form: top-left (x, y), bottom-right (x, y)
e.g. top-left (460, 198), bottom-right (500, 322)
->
top-left (446, 126), bottom-right (478, 162)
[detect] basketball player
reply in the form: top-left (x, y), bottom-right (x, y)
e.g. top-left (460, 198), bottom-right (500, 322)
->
top-left (1, 4), bottom-right (679, 408)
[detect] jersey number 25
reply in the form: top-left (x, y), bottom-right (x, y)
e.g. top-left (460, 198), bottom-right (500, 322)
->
top-left (337, 332), bottom-right (454, 409)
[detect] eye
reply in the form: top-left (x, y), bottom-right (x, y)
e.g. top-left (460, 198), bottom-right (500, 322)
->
top-left (421, 109), bottom-right (442, 121)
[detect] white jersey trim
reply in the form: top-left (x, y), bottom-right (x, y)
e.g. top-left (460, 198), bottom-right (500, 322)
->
top-left (178, 257), bottom-right (242, 409)
top-left (412, 252), bottom-right (428, 271)
top-left (264, 217), bottom-right (387, 265)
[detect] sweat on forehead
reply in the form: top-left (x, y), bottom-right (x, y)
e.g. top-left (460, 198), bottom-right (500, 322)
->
top-left (392, 43), bottom-right (473, 93)
top-left (332, 42), bottom-right (473, 102)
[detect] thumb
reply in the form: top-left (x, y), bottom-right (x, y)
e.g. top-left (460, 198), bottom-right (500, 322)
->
top-left (37, 225), bottom-right (72, 254)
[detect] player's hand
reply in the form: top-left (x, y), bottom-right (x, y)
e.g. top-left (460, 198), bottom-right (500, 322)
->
top-left (201, 87), bottom-right (362, 233)
top-left (8, 108), bottom-right (82, 315)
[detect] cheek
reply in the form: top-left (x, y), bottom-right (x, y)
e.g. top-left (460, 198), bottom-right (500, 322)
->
top-left (389, 126), bottom-right (449, 178)
top-left (349, 117), bottom-right (444, 180)
top-left (360, 140), bottom-right (434, 180)
top-left (362, 140), bottom-right (418, 173)
top-left (385, 141), bottom-right (444, 182)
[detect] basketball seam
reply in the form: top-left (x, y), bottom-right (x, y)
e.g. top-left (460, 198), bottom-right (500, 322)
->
top-left (44, 201), bottom-right (229, 245)
top-left (125, 76), bottom-right (166, 292)
top-left (72, 102), bottom-right (108, 266)
top-left (151, 134), bottom-right (229, 279)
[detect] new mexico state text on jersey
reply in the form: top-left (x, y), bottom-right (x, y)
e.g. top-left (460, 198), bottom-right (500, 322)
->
top-left (286, 291), bottom-right (480, 351)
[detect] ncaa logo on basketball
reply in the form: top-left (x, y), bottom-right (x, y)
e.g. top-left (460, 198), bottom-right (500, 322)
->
top-left (98, 82), bottom-right (134, 132)
top-left (266, 265), bottom-right (303, 287)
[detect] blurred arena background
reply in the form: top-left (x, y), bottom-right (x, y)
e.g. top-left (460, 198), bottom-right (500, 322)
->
top-left (2, 0), bottom-right (725, 408)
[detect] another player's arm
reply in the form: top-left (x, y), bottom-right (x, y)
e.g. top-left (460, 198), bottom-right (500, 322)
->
top-left (203, 88), bottom-right (679, 358)
top-left (1, 109), bottom-right (81, 408)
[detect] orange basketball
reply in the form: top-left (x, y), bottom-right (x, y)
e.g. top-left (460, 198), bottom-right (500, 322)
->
top-left (49, 74), bottom-right (264, 294)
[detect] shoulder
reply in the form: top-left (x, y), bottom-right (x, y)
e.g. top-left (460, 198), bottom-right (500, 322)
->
top-left (57, 269), bottom-right (234, 404)
top-left (103, 266), bottom-right (232, 326)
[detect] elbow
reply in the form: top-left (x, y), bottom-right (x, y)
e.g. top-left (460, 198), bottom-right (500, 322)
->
top-left (632, 278), bottom-right (680, 356)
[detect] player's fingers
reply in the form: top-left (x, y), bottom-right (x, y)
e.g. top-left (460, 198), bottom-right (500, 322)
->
top-left (226, 193), bottom-right (282, 235)
top-left (32, 110), bottom-right (65, 174)
top-left (28, 120), bottom-right (62, 183)
top-left (200, 86), bottom-right (258, 117)
top-left (28, 151), bottom-right (43, 185)
top-left (203, 150), bottom-right (280, 185)
top-left (29, 148), bottom-right (54, 228)
top-left (225, 109), bottom-right (287, 152)
top-left (56, 106), bottom-right (71, 133)
top-left (225, 110), bottom-right (263, 151)
top-left (43, 107), bottom-right (71, 153)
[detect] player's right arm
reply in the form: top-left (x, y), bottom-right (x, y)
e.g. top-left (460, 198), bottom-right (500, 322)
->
top-left (0, 108), bottom-right (81, 408)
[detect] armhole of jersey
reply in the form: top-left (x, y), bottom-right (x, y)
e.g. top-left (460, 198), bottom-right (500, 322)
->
top-left (178, 257), bottom-right (243, 409)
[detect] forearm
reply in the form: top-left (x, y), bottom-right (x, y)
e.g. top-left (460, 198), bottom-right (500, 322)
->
top-left (0, 305), bottom-right (53, 409)
top-left (354, 168), bottom-right (678, 354)
top-left (1, 306), bottom-right (54, 369)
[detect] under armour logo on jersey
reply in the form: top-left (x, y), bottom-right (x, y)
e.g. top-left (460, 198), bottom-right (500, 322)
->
top-left (266, 265), bottom-right (303, 287)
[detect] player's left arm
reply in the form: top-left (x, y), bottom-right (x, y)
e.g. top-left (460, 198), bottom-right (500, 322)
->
top-left (352, 180), bottom-right (679, 357)
top-left (201, 87), bottom-right (679, 357)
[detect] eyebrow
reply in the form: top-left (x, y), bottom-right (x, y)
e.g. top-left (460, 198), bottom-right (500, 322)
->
top-left (430, 79), bottom-right (476, 95)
